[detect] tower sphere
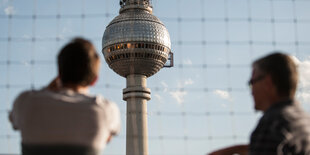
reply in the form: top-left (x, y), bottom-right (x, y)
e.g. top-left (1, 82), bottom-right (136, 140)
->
top-left (102, 0), bottom-right (171, 77)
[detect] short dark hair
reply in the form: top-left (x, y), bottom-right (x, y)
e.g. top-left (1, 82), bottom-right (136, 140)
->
top-left (253, 52), bottom-right (298, 98)
top-left (57, 38), bottom-right (100, 86)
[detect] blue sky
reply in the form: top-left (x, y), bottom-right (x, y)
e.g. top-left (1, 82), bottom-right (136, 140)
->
top-left (1, 0), bottom-right (310, 154)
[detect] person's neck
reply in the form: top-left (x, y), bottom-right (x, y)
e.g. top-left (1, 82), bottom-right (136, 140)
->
top-left (263, 96), bottom-right (293, 111)
top-left (272, 96), bottom-right (292, 104)
top-left (62, 84), bottom-right (89, 94)
top-left (261, 95), bottom-right (293, 112)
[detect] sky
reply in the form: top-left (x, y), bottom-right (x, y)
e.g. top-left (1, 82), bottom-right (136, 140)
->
top-left (1, 0), bottom-right (310, 155)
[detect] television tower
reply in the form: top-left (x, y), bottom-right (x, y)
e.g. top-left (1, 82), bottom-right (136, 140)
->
top-left (102, 0), bottom-right (172, 155)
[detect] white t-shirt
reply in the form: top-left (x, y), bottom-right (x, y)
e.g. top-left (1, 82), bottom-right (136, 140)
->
top-left (10, 88), bottom-right (121, 152)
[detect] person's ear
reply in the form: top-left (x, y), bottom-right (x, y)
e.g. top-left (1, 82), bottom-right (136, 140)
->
top-left (265, 75), bottom-right (272, 84)
top-left (265, 75), bottom-right (277, 95)
top-left (90, 76), bottom-right (98, 86)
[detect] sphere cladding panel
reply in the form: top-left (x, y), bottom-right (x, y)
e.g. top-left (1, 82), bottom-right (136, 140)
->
top-left (102, 11), bottom-right (171, 48)
top-left (102, 9), bottom-right (171, 77)
top-left (109, 58), bottom-right (165, 77)
top-left (112, 10), bottom-right (160, 25)
top-left (103, 47), bottom-right (169, 77)
top-left (103, 22), bottom-right (170, 48)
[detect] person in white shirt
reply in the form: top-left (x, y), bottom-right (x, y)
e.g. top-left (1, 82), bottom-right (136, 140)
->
top-left (9, 38), bottom-right (121, 155)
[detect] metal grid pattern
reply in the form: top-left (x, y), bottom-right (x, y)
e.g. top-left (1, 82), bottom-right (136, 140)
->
top-left (1, 0), bottom-right (310, 154)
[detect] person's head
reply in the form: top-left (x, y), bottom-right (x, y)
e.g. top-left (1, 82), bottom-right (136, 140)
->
top-left (58, 38), bottom-right (100, 87)
top-left (249, 52), bottom-right (298, 111)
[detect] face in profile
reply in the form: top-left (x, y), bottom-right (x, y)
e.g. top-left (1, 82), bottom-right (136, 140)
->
top-left (249, 68), bottom-right (268, 111)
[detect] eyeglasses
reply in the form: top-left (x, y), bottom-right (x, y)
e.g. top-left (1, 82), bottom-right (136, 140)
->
top-left (248, 75), bottom-right (265, 88)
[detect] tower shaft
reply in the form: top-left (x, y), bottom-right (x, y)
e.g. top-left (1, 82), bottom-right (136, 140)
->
top-left (123, 75), bottom-right (150, 155)
top-left (103, 0), bottom-right (172, 154)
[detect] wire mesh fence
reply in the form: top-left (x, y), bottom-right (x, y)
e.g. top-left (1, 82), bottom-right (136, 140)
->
top-left (1, 0), bottom-right (310, 154)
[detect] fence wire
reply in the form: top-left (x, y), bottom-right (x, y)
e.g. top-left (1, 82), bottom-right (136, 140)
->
top-left (1, 0), bottom-right (310, 154)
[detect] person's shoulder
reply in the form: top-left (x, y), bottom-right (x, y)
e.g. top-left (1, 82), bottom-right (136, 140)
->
top-left (15, 88), bottom-right (52, 101)
top-left (93, 95), bottom-right (119, 110)
top-left (93, 95), bottom-right (121, 134)
top-left (13, 89), bottom-right (41, 107)
top-left (282, 101), bottom-right (310, 121)
top-left (15, 89), bottom-right (36, 100)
